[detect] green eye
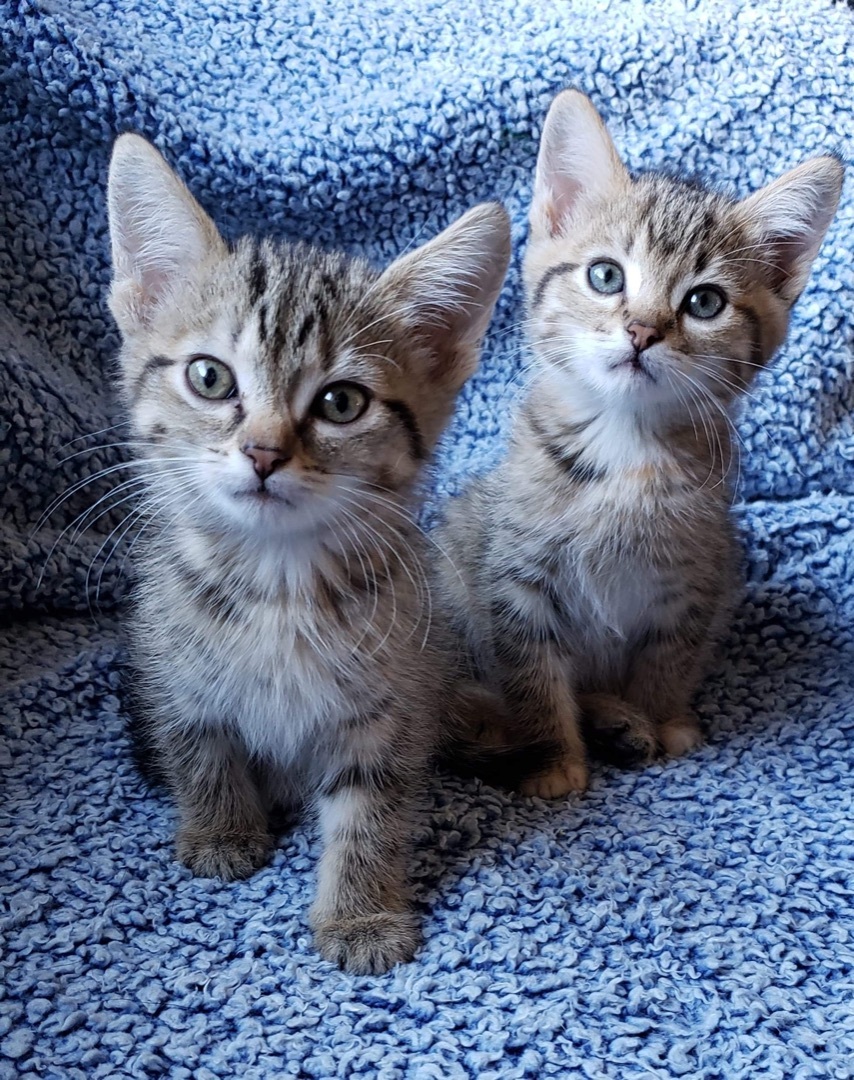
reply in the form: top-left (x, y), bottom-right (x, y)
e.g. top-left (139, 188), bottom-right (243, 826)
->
top-left (187, 357), bottom-right (237, 400)
top-left (313, 382), bottom-right (371, 424)
top-left (684, 286), bottom-right (726, 319)
top-left (588, 260), bottom-right (625, 295)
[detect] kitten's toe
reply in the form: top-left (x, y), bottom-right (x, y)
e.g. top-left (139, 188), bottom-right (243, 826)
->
top-left (176, 829), bottom-right (273, 881)
top-left (581, 694), bottom-right (657, 767)
top-left (658, 715), bottom-right (704, 758)
top-left (520, 756), bottom-right (588, 798)
top-left (313, 911), bottom-right (420, 974)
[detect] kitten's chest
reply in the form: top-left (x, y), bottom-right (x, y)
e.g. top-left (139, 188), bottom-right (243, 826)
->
top-left (144, 552), bottom-right (396, 761)
top-left (548, 471), bottom-right (725, 634)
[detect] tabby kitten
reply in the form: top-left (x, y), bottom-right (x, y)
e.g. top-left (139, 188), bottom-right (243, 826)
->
top-left (438, 90), bottom-right (842, 798)
top-left (107, 134), bottom-right (510, 973)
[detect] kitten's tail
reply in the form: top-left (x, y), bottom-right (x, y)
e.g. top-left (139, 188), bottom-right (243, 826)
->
top-left (440, 681), bottom-right (562, 789)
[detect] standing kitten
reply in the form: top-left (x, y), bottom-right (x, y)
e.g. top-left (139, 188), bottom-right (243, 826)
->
top-left (107, 134), bottom-right (510, 972)
top-left (438, 91), bottom-right (842, 798)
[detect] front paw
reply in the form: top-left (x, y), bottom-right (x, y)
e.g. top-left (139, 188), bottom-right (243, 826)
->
top-left (658, 715), bottom-right (703, 758)
top-left (520, 756), bottom-right (588, 798)
top-left (581, 694), bottom-right (657, 768)
top-left (312, 911), bottom-right (420, 974)
top-left (176, 828), bottom-right (273, 881)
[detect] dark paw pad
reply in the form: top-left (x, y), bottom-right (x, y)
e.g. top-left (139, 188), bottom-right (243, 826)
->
top-left (313, 911), bottom-right (420, 974)
top-left (176, 830), bottom-right (273, 881)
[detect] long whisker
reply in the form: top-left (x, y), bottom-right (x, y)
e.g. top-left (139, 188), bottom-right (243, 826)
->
top-left (334, 503), bottom-right (401, 658)
top-left (92, 485), bottom-right (206, 609)
top-left (32, 455), bottom-right (208, 537)
top-left (336, 495), bottom-right (429, 646)
top-left (57, 420), bottom-right (131, 451)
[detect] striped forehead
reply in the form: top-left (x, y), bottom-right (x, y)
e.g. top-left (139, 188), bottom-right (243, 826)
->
top-left (228, 239), bottom-right (380, 403)
top-left (615, 179), bottom-right (746, 298)
top-left (635, 179), bottom-right (740, 275)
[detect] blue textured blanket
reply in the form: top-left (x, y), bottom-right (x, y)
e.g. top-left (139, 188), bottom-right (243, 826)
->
top-left (2, 1), bottom-right (853, 1076)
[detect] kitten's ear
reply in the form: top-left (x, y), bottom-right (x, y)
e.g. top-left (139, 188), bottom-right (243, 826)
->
top-left (737, 155), bottom-right (844, 305)
top-left (378, 202), bottom-right (511, 391)
top-left (530, 90), bottom-right (629, 241)
top-left (107, 134), bottom-right (227, 334)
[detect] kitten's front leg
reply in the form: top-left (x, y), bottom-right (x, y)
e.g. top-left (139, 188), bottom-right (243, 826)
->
top-left (164, 725), bottom-right (273, 881)
top-left (493, 619), bottom-right (587, 796)
top-left (625, 619), bottom-right (711, 758)
top-left (310, 760), bottom-right (420, 975)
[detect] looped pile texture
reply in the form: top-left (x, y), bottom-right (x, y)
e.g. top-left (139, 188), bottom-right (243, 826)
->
top-left (1, 1), bottom-right (853, 1076)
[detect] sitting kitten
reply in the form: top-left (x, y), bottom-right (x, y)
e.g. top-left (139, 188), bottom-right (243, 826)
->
top-left (438, 90), bottom-right (842, 798)
top-left (107, 134), bottom-right (510, 972)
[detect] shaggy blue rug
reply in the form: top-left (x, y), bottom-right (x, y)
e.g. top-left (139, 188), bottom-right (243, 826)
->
top-left (2, 0), bottom-right (853, 1076)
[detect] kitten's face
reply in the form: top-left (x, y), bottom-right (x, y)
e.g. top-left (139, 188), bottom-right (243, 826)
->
top-left (526, 178), bottom-right (777, 417)
top-left (125, 242), bottom-right (439, 537)
top-left (107, 135), bottom-right (510, 541)
top-left (524, 91), bottom-right (843, 423)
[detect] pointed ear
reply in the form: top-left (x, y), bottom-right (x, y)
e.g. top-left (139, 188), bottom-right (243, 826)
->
top-left (378, 202), bottom-right (511, 392)
top-left (107, 134), bottom-right (227, 334)
top-left (530, 90), bottom-right (630, 242)
top-left (737, 155), bottom-right (844, 305)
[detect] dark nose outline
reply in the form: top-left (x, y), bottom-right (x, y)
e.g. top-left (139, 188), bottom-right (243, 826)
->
top-left (627, 321), bottom-right (663, 353)
top-left (241, 443), bottom-right (292, 482)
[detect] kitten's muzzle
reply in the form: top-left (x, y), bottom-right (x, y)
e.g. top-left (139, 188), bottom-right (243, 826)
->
top-left (626, 321), bottom-right (663, 353)
top-left (241, 443), bottom-right (292, 482)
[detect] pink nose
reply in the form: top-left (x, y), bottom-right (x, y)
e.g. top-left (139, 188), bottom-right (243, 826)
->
top-left (241, 444), bottom-right (291, 481)
top-left (627, 322), bottom-right (663, 352)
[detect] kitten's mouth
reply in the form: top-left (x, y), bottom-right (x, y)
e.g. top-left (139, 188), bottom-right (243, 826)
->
top-left (609, 353), bottom-right (657, 382)
top-left (237, 487), bottom-right (296, 509)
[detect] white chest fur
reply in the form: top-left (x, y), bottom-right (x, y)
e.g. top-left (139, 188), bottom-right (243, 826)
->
top-left (143, 531), bottom-right (381, 767)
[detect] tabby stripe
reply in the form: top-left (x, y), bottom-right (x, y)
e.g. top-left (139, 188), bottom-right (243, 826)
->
top-left (173, 561), bottom-right (240, 622)
top-left (525, 402), bottom-right (595, 448)
top-left (529, 410), bottom-right (600, 479)
top-left (740, 303), bottom-right (762, 366)
top-left (491, 597), bottom-right (561, 644)
top-left (248, 249), bottom-right (267, 309)
top-left (296, 312), bottom-right (316, 348)
top-left (320, 760), bottom-right (401, 798)
top-left (134, 355), bottom-right (175, 396)
top-left (342, 700), bottom-right (394, 730)
top-left (531, 262), bottom-right (579, 308)
top-left (384, 399), bottom-right (425, 460)
top-left (542, 443), bottom-right (606, 484)
top-left (270, 288), bottom-right (290, 363)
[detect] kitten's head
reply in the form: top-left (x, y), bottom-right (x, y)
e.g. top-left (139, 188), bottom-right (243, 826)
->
top-left (524, 90), bottom-right (843, 421)
top-left (107, 135), bottom-right (509, 539)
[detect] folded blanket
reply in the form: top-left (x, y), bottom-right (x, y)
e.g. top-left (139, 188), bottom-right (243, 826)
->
top-left (2, 0), bottom-right (853, 1076)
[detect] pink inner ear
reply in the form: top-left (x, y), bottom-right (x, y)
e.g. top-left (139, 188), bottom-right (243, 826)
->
top-left (546, 176), bottom-right (585, 237)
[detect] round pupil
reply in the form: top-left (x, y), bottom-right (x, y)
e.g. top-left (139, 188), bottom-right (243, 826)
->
top-left (331, 390), bottom-right (350, 415)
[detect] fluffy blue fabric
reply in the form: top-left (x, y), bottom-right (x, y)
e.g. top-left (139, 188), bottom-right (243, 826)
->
top-left (2, 0), bottom-right (853, 1076)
